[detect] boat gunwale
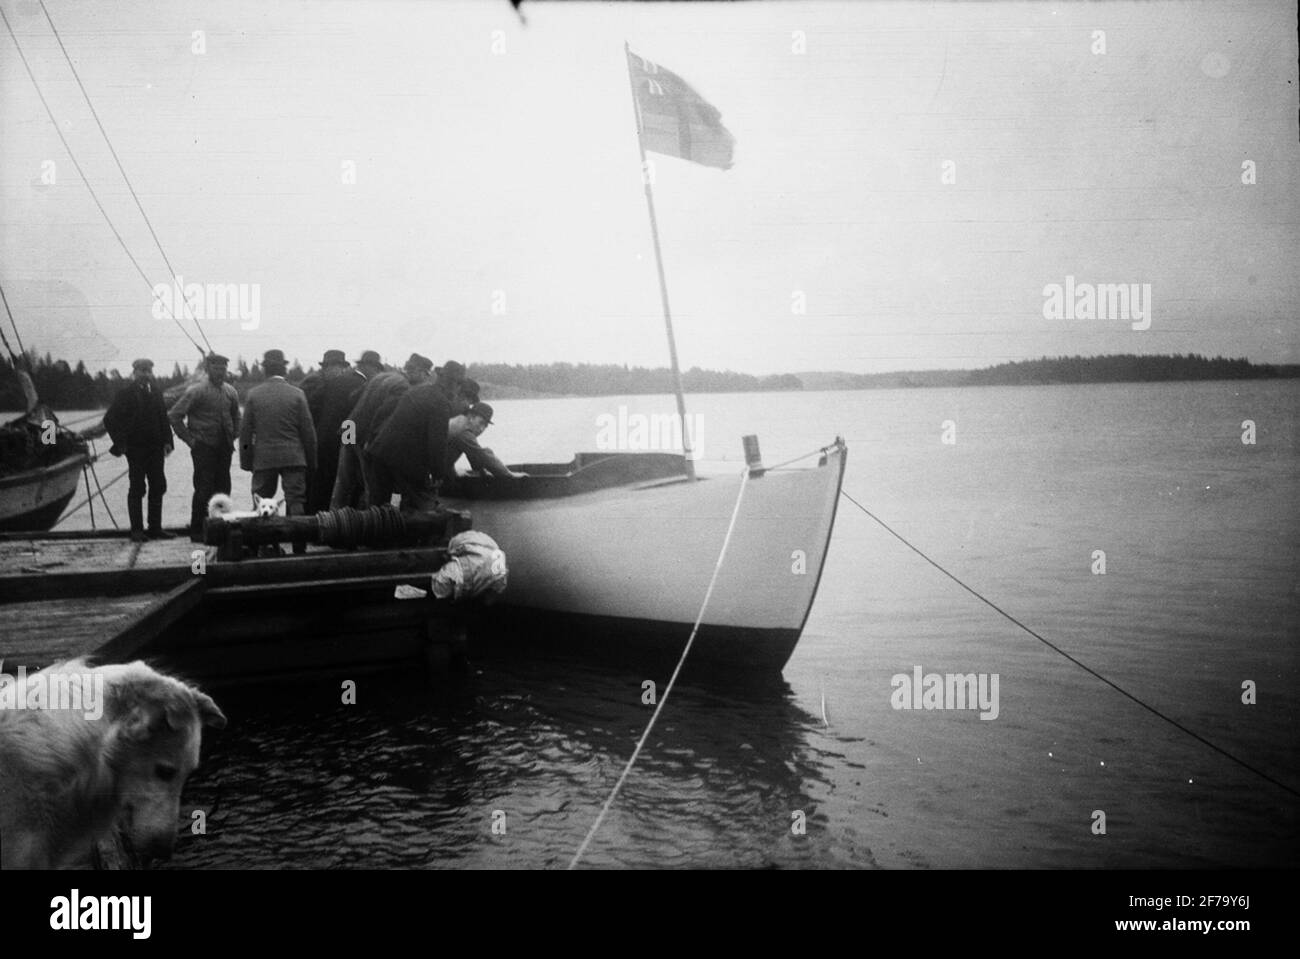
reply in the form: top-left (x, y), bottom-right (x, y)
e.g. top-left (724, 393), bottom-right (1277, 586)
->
top-left (0, 448), bottom-right (90, 491)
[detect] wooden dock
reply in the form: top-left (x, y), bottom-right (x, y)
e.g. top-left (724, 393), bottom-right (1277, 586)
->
top-left (0, 511), bottom-right (473, 685)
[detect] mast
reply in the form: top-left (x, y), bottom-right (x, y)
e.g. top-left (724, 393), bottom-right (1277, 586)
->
top-left (625, 42), bottom-right (696, 481)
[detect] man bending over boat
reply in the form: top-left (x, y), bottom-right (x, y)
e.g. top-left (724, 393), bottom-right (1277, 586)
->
top-left (445, 403), bottom-right (526, 481)
top-left (365, 360), bottom-right (464, 513)
top-left (104, 358), bottom-right (175, 542)
top-left (332, 352), bottom-right (433, 509)
top-left (170, 353), bottom-right (241, 542)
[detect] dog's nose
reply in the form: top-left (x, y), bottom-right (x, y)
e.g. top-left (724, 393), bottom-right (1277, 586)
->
top-left (139, 834), bottom-right (176, 864)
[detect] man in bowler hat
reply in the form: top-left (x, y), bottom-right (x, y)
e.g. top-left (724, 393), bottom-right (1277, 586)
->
top-left (300, 348), bottom-right (365, 512)
top-left (239, 349), bottom-right (316, 521)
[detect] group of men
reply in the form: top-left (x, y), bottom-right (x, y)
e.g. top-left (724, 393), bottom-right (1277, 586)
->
top-left (103, 349), bottom-right (523, 543)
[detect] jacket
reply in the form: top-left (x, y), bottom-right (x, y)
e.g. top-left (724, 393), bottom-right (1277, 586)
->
top-left (302, 365), bottom-right (367, 447)
top-left (445, 414), bottom-right (513, 479)
top-left (169, 378), bottom-right (241, 450)
top-left (104, 381), bottom-right (173, 453)
top-left (347, 371), bottom-right (411, 447)
top-left (239, 377), bottom-right (317, 472)
top-left (366, 382), bottom-right (451, 483)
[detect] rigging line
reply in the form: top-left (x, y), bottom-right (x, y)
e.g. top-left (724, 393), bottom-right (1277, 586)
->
top-left (37, 0), bottom-right (213, 355)
top-left (83, 464), bottom-right (97, 529)
top-left (53, 461), bottom-right (129, 527)
top-left (86, 438), bottom-right (118, 528)
top-left (0, 278), bottom-right (27, 357)
top-left (568, 464), bottom-right (753, 870)
top-left (0, 5), bottom-right (207, 357)
top-left (838, 489), bottom-right (1300, 801)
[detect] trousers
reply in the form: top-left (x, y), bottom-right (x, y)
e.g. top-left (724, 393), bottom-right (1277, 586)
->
top-left (189, 442), bottom-right (232, 536)
top-left (126, 447), bottom-right (167, 532)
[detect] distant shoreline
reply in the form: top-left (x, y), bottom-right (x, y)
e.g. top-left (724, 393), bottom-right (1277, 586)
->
top-left (2, 352), bottom-right (1295, 411)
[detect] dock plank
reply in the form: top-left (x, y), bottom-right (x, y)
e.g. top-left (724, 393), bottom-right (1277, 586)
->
top-left (1, 593), bottom-right (169, 669)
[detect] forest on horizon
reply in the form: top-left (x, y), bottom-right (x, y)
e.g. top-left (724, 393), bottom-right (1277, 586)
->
top-left (1, 350), bottom-right (1294, 411)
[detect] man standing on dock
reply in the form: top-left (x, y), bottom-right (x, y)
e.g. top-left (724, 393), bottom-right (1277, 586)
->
top-left (333, 352), bottom-right (432, 509)
top-left (104, 358), bottom-right (175, 542)
top-left (240, 350), bottom-right (317, 525)
top-left (365, 359), bottom-right (464, 513)
top-left (170, 353), bottom-right (241, 542)
top-left (300, 349), bottom-right (366, 513)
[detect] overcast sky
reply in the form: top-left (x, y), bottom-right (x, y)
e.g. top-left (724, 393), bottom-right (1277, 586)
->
top-left (1, 0), bottom-right (1296, 375)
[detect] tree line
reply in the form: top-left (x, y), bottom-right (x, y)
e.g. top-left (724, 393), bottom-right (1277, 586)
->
top-left (964, 354), bottom-right (1294, 386)
top-left (2, 349), bottom-right (1294, 411)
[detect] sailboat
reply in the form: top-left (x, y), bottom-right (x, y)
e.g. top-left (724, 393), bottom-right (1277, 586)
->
top-left (438, 48), bottom-right (848, 671)
top-left (0, 418), bottom-right (90, 532)
top-left (0, 28), bottom-right (848, 675)
top-left (0, 359), bottom-right (92, 532)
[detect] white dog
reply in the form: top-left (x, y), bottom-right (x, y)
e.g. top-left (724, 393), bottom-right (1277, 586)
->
top-left (0, 660), bottom-right (226, 869)
top-left (207, 492), bottom-right (282, 521)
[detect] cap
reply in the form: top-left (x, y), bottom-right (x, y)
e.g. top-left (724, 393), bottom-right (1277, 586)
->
top-left (131, 358), bottom-right (154, 372)
top-left (321, 349), bottom-right (347, 366)
top-left (206, 353), bottom-right (230, 367)
top-left (262, 349), bottom-right (287, 367)
top-left (468, 402), bottom-right (494, 425)
top-left (355, 350), bottom-right (382, 367)
top-left (435, 360), bottom-right (466, 380)
top-left (404, 353), bottom-right (434, 373)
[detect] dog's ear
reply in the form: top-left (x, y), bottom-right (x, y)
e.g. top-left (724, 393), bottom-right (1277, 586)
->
top-left (192, 691), bottom-right (227, 730)
top-left (119, 699), bottom-right (167, 743)
top-left (158, 688), bottom-right (226, 732)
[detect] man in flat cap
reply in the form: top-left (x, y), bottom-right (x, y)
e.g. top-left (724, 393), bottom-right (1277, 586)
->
top-left (444, 402), bottom-right (526, 482)
top-left (239, 350), bottom-right (316, 526)
top-left (104, 358), bottom-right (175, 542)
top-left (332, 352), bottom-right (432, 509)
top-left (366, 359), bottom-right (466, 513)
top-left (170, 352), bottom-right (241, 541)
top-left (299, 349), bottom-right (366, 512)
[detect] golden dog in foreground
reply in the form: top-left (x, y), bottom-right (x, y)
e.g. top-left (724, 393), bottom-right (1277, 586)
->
top-left (0, 660), bottom-right (226, 869)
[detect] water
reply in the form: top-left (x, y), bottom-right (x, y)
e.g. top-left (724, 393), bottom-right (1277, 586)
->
top-left (60, 380), bottom-right (1300, 867)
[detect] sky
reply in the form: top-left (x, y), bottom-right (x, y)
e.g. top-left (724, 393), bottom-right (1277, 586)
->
top-left (1, 0), bottom-right (1297, 375)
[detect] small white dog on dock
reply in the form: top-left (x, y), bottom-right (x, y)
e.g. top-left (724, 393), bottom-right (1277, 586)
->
top-left (207, 492), bottom-right (282, 521)
top-left (0, 659), bottom-right (226, 869)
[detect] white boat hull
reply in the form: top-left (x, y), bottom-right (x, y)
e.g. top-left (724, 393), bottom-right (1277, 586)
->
top-left (0, 452), bottom-right (86, 532)
top-left (442, 440), bottom-right (846, 671)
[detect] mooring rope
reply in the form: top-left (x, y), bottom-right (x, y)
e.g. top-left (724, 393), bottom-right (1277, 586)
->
top-left (839, 489), bottom-right (1300, 800)
top-left (568, 464), bottom-right (753, 869)
top-left (86, 440), bottom-right (119, 529)
top-left (82, 465), bottom-right (96, 529)
top-left (54, 462), bottom-right (129, 527)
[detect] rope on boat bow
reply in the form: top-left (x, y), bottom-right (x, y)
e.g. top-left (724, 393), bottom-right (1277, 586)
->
top-left (568, 463), bottom-right (753, 869)
top-left (838, 489), bottom-right (1300, 801)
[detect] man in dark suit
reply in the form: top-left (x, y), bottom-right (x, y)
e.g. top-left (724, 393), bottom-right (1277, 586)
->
top-left (332, 352), bottom-right (432, 509)
top-left (239, 349), bottom-right (317, 519)
top-left (300, 349), bottom-right (366, 512)
top-left (365, 360), bottom-right (465, 513)
top-left (104, 358), bottom-right (175, 542)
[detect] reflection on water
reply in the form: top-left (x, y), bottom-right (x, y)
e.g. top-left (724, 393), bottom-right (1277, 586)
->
top-left (169, 646), bottom-right (860, 870)
top-left (101, 380), bottom-right (1298, 868)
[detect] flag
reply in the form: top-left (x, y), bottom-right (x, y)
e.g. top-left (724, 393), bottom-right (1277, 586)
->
top-left (627, 48), bottom-right (735, 170)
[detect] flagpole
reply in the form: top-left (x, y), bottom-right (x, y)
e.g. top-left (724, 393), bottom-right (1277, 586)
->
top-left (625, 42), bottom-right (696, 481)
